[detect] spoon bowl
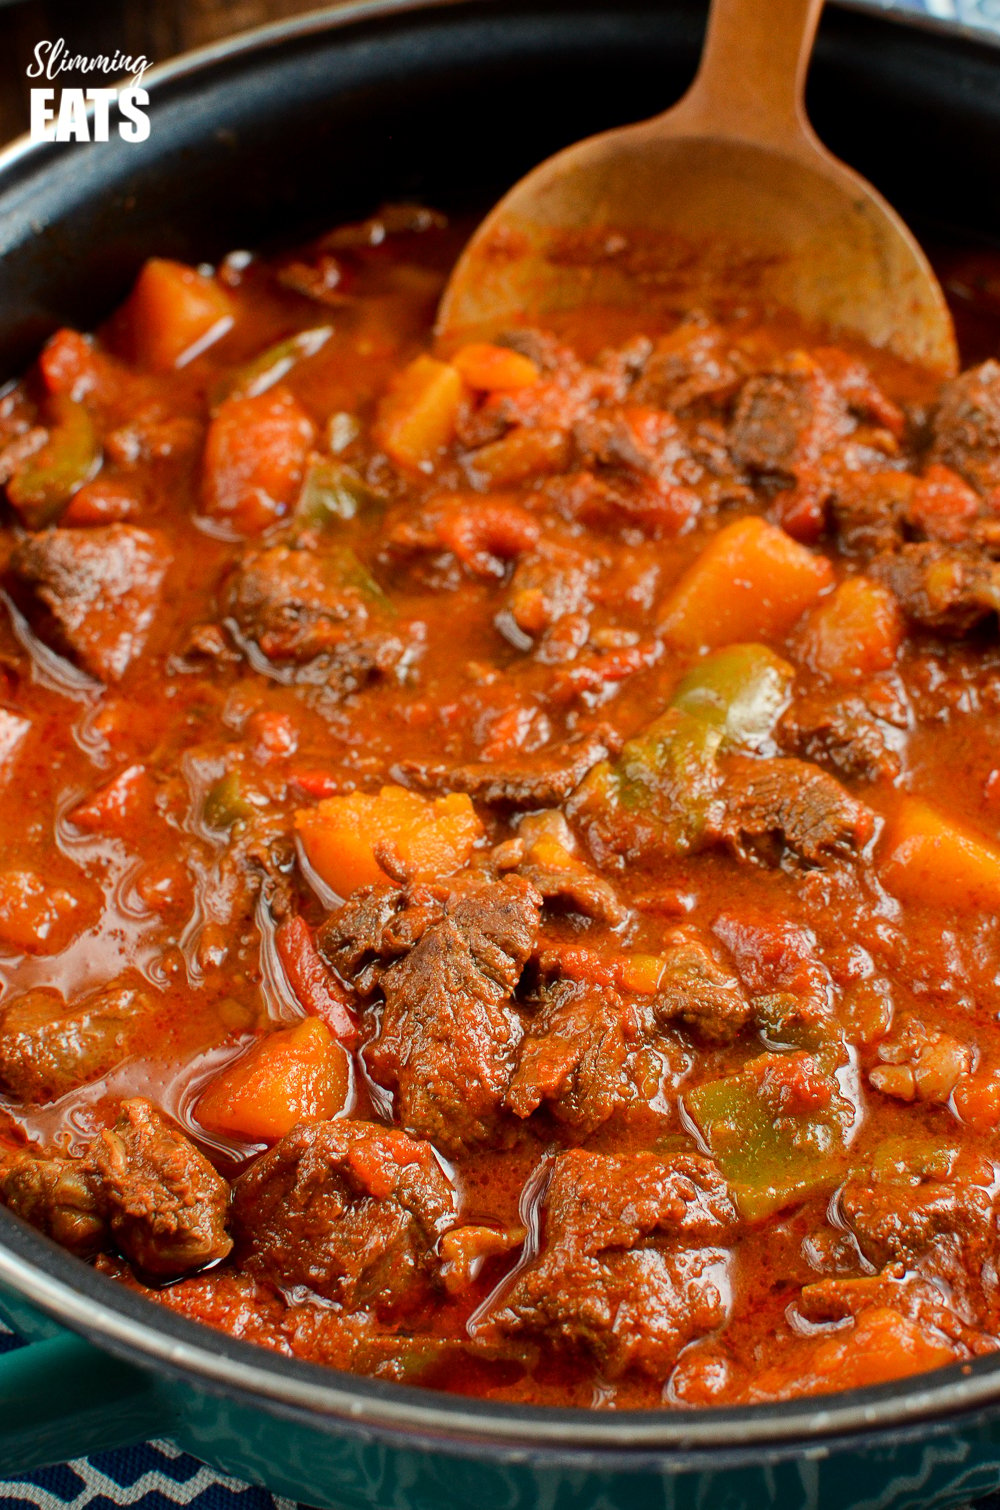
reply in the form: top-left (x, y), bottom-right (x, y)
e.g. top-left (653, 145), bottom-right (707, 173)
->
top-left (437, 0), bottom-right (957, 375)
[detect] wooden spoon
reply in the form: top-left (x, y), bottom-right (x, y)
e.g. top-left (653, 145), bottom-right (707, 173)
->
top-left (437, 0), bottom-right (957, 374)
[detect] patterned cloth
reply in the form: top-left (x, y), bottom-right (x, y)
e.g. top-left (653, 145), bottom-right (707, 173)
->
top-left (882, 0), bottom-right (1000, 24)
top-left (2, 0), bottom-right (1000, 1503)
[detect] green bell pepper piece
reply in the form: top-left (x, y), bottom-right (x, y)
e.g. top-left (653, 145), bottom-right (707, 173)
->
top-left (670, 643), bottom-right (795, 750)
top-left (574, 644), bottom-right (794, 858)
top-left (295, 458), bottom-right (379, 528)
top-left (203, 770), bottom-right (256, 832)
top-left (7, 397), bottom-right (101, 527)
top-left (211, 325), bottom-right (332, 406)
top-left (869, 1136), bottom-right (960, 1187)
top-left (686, 1054), bottom-right (853, 1220)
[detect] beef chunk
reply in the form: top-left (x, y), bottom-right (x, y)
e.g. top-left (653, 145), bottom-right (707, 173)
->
top-left (10, 526), bottom-right (170, 681)
top-left (0, 1146), bottom-right (108, 1256)
top-left (729, 364), bottom-right (851, 479)
top-left (232, 1119), bottom-right (455, 1314)
top-left (870, 542), bottom-right (1000, 636)
top-left (777, 683), bottom-right (907, 784)
top-left (798, 1271), bottom-right (987, 1354)
top-left (712, 906), bottom-right (833, 1027)
top-left (629, 319), bottom-right (741, 413)
top-left (512, 809), bottom-right (628, 928)
top-left (398, 727), bottom-right (614, 811)
top-left (504, 541), bottom-right (599, 639)
top-left (506, 984), bottom-right (638, 1135)
top-left (321, 874), bottom-right (541, 1154)
top-left (94, 1098), bottom-right (232, 1279)
top-left (520, 855), bottom-right (627, 927)
top-left (929, 360), bottom-right (1000, 496)
top-left (649, 931), bottom-right (752, 1044)
top-left (224, 542), bottom-right (410, 685)
top-left (489, 1150), bottom-right (736, 1379)
top-left (831, 470), bottom-right (912, 559)
top-left (0, 977), bottom-right (157, 1104)
top-left (717, 754), bottom-right (875, 863)
top-left (572, 407), bottom-right (693, 483)
top-left (839, 1164), bottom-right (995, 1319)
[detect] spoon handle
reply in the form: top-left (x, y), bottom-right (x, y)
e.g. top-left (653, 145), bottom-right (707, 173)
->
top-left (667, 0), bottom-right (825, 148)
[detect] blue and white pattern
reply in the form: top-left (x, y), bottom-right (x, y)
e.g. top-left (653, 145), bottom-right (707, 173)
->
top-left (0, 1439), bottom-right (294, 1510)
top-left (1, 0), bottom-right (999, 1503)
top-left (886, 0), bottom-right (1000, 24)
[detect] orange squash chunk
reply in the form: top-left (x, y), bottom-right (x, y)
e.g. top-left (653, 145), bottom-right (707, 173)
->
top-left (126, 258), bottom-right (233, 371)
top-left (881, 796), bottom-right (1000, 911)
top-left (660, 516), bottom-right (834, 651)
top-left (295, 785), bottom-right (483, 898)
top-left (374, 354), bottom-right (464, 470)
top-left (197, 1018), bottom-right (350, 1143)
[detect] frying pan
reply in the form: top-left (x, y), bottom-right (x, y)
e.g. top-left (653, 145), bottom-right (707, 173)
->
top-left (2, 3), bottom-right (1000, 1504)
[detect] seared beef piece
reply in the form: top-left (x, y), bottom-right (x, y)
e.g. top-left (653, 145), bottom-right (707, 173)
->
top-left (497, 328), bottom-right (576, 376)
top-left (0, 1146), bottom-right (108, 1256)
top-left (839, 1169), bottom-right (995, 1318)
top-left (506, 984), bottom-right (638, 1135)
top-left (649, 932), bottom-right (752, 1044)
top-left (520, 857), bottom-right (627, 927)
top-left (870, 542), bottom-right (1000, 636)
top-left (716, 754), bottom-right (875, 863)
top-left (798, 1270), bottom-right (989, 1353)
top-left (729, 364), bottom-right (851, 480)
top-left (398, 727), bottom-right (614, 811)
top-left (629, 320), bottom-right (741, 413)
top-left (490, 1150), bottom-right (736, 1379)
top-left (831, 470), bottom-right (911, 558)
top-left (712, 905), bottom-right (833, 1026)
top-left (223, 542), bottom-right (409, 685)
top-left (0, 978), bottom-right (157, 1104)
top-left (318, 883), bottom-right (410, 988)
top-left (511, 808), bottom-right (629, 928)
top-left (10, 526), bottom-right (170, 681)
top-left (232, 1119), bottom-right (455, 1314)
top-left (813, 348), bottom-right (906, 435)
top-left (504, 541), bottom-right (599, 638)
top-left (320, 875), bottom-right (541, 1153)
top-left (572, 407), bottom-right (694, 484)
top-left (777, 683), bottom-right (907, 785)
top-left (929, 360), bottom-right (1000, 496)
top-left (94, 1098), bottom-right (232, 1279)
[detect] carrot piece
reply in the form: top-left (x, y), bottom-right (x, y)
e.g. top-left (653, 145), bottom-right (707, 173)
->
top-left (69, 764), bottom-right (155, 836)
top-left (796, 574), bottom-right (903, 682)
top-left (464, 426), bottom-right (570, 489)
top-left (0, 869), bottom-right (81, 956)
top-left (201, 386), bottom-right (316, 535)
top-left (452, 343), bottom-right (540, 391)
top-left (196, 1018), bottom-right (350, 1143)
top-left (275, 914), bottom-right (359, 1046)
top-left (295, 785), bottom-right (483, 898)
top-left (62, 477), bottom-right (140, 525)
top-left (374, 354), bottom-right (464, 470)
top-left (660, 516), bottom-right (835, 651)
top-left (39, 329), bottom-right (101, 400)
top-left (617, 954), bottom-right (668, 995)
top-left (954, 1072), bottom-right (1000, 1130)
top-left (909, 463), bottom-right (980, 543)
top-left (126, 258), bottom-right (234, 371)
top-left (880, 796), bottom-right (1000, 911)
